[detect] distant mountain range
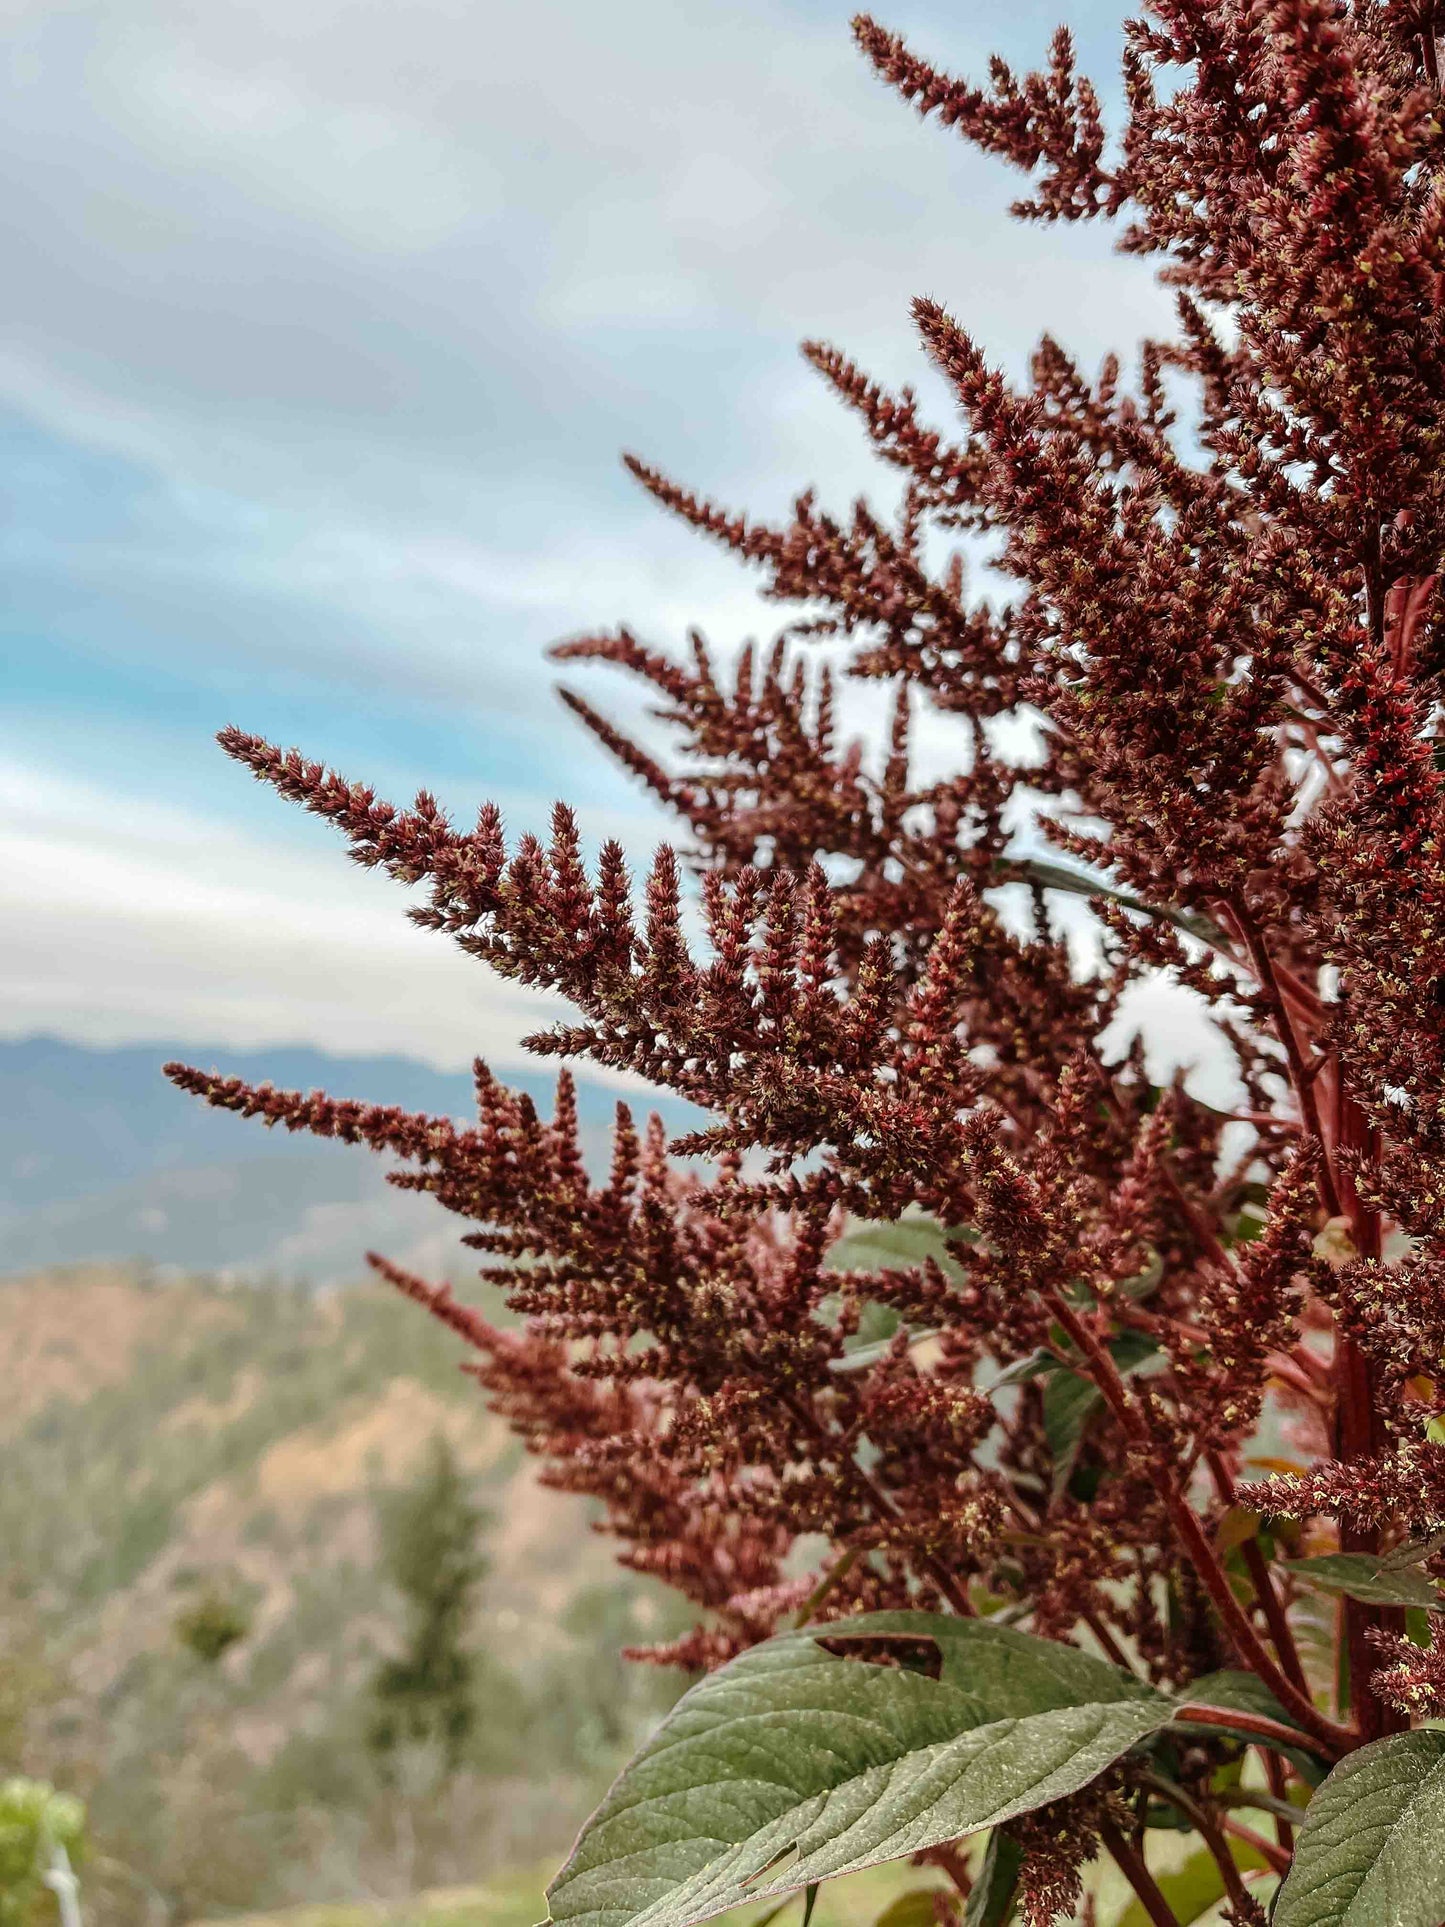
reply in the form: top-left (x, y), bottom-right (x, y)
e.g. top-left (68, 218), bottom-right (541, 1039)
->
top-left (0, 1036), bottom-right (701, 1283)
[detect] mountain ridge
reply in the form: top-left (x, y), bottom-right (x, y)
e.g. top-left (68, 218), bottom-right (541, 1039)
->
top-left (0, 1035), bottom-right (702, 1281)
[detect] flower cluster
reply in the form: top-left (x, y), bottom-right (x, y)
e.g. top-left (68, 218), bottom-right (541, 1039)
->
top-left (170, 0), bottom-right (1445, 1915)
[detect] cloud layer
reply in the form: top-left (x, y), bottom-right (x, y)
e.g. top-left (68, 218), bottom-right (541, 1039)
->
top-left (1, 0), bottom-right (1186, 1072)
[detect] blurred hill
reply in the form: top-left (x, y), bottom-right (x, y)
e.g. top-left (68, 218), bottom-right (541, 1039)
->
top-left (0, 1036), bottom-right (700, 1281)
top-left (1, 1261), bottom-right (685, 1923)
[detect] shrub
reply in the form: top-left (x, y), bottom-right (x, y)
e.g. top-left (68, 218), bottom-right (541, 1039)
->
top-left (0, 1780), bottom-right (83, 1927)
top-left (367, 1437), bottom-right (485, 1779)
top-left (170, 0), bottom-right (1445, 1920)
top-left (174, 1585), bottom-right (251, 1666)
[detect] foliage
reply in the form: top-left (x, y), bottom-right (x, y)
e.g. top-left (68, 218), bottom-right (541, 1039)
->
top-left (0, 1779), bottom-right (83, 1927)
top-left (183, 1863), bottom-right (959, 1927)
top-left (166, 0), bottom-right (1445, 1919)
top-left (0, 1270), bottom-right (686, 1923)
top-left (545, 1616), bottom-right (1172, 1926)
top-left (1271, 1729), bottom-right (1445, 1927)
top-left (175, 1583), bottom-right (252, 1664)
top-left (368, 1436), bottom-right (486, 1777)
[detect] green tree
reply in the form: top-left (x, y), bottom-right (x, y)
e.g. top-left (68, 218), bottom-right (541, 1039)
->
top-left (367, 1435), bottom-right (486, 1780)
top-left (0, 1780), bottom-right (84, 1927)
top-left (173, 1584), bottom-right (250, 1665)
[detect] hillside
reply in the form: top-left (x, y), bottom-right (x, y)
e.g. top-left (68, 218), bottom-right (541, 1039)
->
top-left (2, 1263), bottom-right (685, 1924)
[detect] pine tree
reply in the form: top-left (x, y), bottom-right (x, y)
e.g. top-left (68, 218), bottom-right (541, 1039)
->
top-left (367, 1437), bottom-right (485, 1780)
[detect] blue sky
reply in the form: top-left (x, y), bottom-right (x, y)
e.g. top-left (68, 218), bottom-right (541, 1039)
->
top-left (1, 0), bottom-right (1185, 1075)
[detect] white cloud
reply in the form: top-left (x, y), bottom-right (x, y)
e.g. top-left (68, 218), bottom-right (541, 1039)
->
top-left (0, 761), bottom-right (669, 1077)
top-left (113, 47), bottom-right (496, 251)
top-left (0, 0), bottom-right (1194, 1065)
top-left (0, 0), bottom-right (1171, 509)
top-left (1102, 977), bottom-right (1244, 1112)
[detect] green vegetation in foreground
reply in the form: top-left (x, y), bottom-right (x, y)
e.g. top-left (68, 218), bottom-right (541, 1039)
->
top-left (190, 1865), bottom-right (960, 1927)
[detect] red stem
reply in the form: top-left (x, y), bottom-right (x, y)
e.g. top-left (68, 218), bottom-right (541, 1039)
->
top-left (1206, 1449), bottom-right (1311, 1696)
top-left (1082, 1609), bottom-right (1132, 1670)
top-left (1289, 663), bottom-right (1339, 718)
top-left (1242, 1538), bottom-right (1310, 1695)
top-left (1218, 902), bottom-right (1404, 1744)
top-left (1226, 900), bottom-right (1342, 1217)
top-left (1099, 1822), bottom-right (1179, 1927)
top-left (1262, 1751), bottom-right (1295, 1855)
top-left (1158, 1156), bottom-right (1238, 1272)
top-left (1284, 708), bottom-right (1349, 798)
top-left (1174, 1699), bottom-right (1332, 1758)
top-left (926, 1843), bottom-right (974, 1899)
top-left (1220, 1815), bottom-right (1291, 1878)
top-left (1144, 1776), bottom-right (1266, 1908)
top-left (1045, 1289), bottom-right (1350, 1756)
top-left (778, 1388), bottom-right (975, 1618)
top-left (1112, 1301), bottom-right (1327, 1402)
top-left (1329, 1085), bottom-right (1408, 1741)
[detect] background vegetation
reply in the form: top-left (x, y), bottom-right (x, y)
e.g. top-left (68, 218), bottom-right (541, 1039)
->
top-left (1, 1263), bottom-right (688, 1923)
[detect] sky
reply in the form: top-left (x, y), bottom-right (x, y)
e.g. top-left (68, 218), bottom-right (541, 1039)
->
top-left (0, 0), bottom-right (1196, 1080)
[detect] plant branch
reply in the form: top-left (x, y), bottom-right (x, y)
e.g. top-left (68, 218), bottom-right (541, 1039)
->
top-left (1328, 1083), bottom-right (1407, 1741)
top-left (921, 1842), bottom-right (974, 1899)
top-left (1224, 899), bottom-right (1342, 1217)
top-left (1219, 1787), bottom-right (1301, 1826)
top-left (794, 1549), bottom-right (859, 1628)
top-left (1219, 1815), bottom-right (1292, 1878)
top-left (1141, 1775), bottom-right (1259, 1911)
top-left (777, 1388), bottom-right (975, 1617)
top-left (1098, 1821), bottom-right (1179, 1927)
top-left (1206, 1449), bottom-right (1311, 1696)
top-left (1112, 1300), bottom-right (1327, 1402)
top-left (1173, 1699), bottom-right (1332, 1757)
top-left (1260, 1752), bottom-right (1296, 1854)
top-left (1044, 1289), bottom-right (1350, 1755)
top-left (1081, 1609), bottom-right (1132, 1670)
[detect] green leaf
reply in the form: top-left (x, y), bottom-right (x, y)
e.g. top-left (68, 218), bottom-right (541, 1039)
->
top-left (1377, 1530), bottom-right (1445, 1572)
top-left (829, 1330), bottom-right (941, 1376)
top-left (1038, 1335), bottom-right (1161, 1499)
top-left (1282, 1554), bottom-right (1441, 1611)
top-left (1273, 1728), bottom-right (1445, 1927)
top-left (800, 1885), bottom-right (818, 1927)
top-left (987, 856), bottom-right (1226, 949)
top-left (1406, 1606), bottom-right (1433, 1648)
top-left (963, 1830), bottom-right (1021, 1926)
top-left (824, 1218), bottom-right (973, 1374)
top-left (748, 1901), bottom-right (802, 1927)
top-left (827, 1217), bottom-right (974, 1275)
top-left (989, 1348), bottom-right (1063, 1390)
top-left (1099, 1331), bottom-right (1161, 1374)
top-left (873, 1889), bottom-right (949, 1927)
top-left (543, 1613), bottom-right (1172, 1927)
top-left (1177, 1669), bottom-right (1281, 1720)
top-left (1042, 1367), bottom-right (1103, 1498)
top-left (1113, 1839), bottom-right (1269, 1927)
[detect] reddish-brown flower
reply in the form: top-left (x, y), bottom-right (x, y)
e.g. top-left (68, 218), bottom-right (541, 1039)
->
top-left (169, 1), bottom-right (1445, 1913)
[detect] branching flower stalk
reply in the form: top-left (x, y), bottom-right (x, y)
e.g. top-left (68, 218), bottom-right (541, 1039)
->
top-left (168, 0), bottom-right (1445, 1919)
